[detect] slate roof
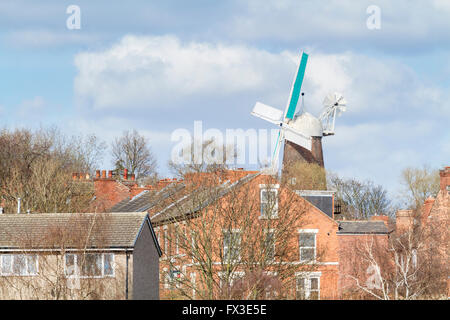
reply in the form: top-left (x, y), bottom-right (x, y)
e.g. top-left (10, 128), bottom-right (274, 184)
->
top-left (337, 221), bottom-right (390, 234)
top-left (151, 172), bottom-right (261, 225)
top-left (109, 183), bottom-right (186, 213)
top-left (108, 172), bottom-right (261, 226)
top-left (0, 212), bottom-right (158, 251)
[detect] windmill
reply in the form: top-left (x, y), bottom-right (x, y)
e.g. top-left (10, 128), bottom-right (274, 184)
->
top-left (250, 52), bottom-right (347, 175)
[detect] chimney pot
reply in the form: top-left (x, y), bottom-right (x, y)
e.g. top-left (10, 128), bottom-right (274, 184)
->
top-left (96, 170), bottom-right (101, 179)
top-left (72, 173), bottom-right (77, 180)
top-left (123, 169), bottom-right (128, 180)
top-left (131, 174), bottom-right (135, 181)
top-left (101, 170), bottom-right (106, 179)
top-left (108, 170), bottom-right (113, 178)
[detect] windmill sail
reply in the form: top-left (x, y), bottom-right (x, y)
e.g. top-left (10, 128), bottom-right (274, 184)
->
top-left (250, 51), bottom-right (311, 174)
top-left (285, 52), bottom-right (309, 120)
top-left (251, 102), bottom-right (284, 125)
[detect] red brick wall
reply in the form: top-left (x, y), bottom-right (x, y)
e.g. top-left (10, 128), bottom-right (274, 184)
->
top-left (155, 172), bottom-right (341, 299)
top-left (338, 234), bottom-right (390, 298)
top-left (93, 178), bottom-right (131, 212)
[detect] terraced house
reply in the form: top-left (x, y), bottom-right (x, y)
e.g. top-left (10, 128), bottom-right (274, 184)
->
top-left (107, 169), bottom-right (394, 299)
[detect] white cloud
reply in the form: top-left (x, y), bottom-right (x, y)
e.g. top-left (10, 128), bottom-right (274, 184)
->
top-left (229, 0), bottom-right (450, 52)
top-left (74, 35), bottom-right (449, 119)
top-left (74, 35), bottom-right (295, 111)
top-left (72, 35), bottom-right (449, 194)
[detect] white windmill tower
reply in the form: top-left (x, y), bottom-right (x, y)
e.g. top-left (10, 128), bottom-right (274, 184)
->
top-left (250, 52), bottom-right (347, 174)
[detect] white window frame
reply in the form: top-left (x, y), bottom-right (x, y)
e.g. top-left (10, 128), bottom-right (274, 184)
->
top-left (259, 184), bottom-right (279, 219)
top-left (298, 229), bottom-right (318, 263)
top-left (64, 253), bottom-right (115, 279)
top-left (190, 272), bottom-right (197, 299)
top-left (0, 254), bottom-right (39, 276)
top-left (223, 229), bottom-right (242, 262)
top-left (295, 272), bottom-right (321, 300)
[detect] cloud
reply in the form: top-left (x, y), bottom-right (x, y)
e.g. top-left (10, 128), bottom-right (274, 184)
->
top-left (3, 30), bottom-right (99, 48)
top-left (227, 0), bottom-right (450, 53)
top-left (74, 35), bottom-right (449, 120)
top-left (74, 34), bottom-right (294, 112)
top-left (72, 34), bottom-right (449, 195)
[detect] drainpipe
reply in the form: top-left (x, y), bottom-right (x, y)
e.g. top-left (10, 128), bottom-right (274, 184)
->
top-left (17, 198), bottom-right (21, 214)
top-left (125, 251), bottom-right (130, 300)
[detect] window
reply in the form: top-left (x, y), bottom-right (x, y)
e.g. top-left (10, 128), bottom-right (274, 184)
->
top-left (65, 253), bottom-right (114, 278)
top-left (190, 273), bottom-right (197, 299)
top-left (223, 230), bottom-right (241, 262)
top-left (260, 188), bottom-right (279, 218)
top-left (296, 273), bottom-right (320, 300)
top-left (298, 230), bottom-right (317, 262)
top-left (0, 254), bottom-right (38, 276)
top-left (264, 230), bottom-right (275, 261)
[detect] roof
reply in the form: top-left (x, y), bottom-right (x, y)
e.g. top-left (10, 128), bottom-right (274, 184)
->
top-left (337, 221), bottom-right (390, 234)
top-left (107, 172), bottom-right (261, 226)
top-left (151, 172), bottom-right (260, 225)
top-left (0, 212), bottom-right (161, 254)
top-left (109, 183), bottom-right (185, 213)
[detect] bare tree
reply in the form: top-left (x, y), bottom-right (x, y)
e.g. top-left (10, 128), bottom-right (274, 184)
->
top-left (342, 216), bottom-right (447, 300)
top-left (111, 130), bottom-right (157, 179)
top-left (282, 162), bottom-right (327, 190)
top-left (399, 165), bottom-right (440, 210)
top-left (168, 139), bottom-right (237, 178)
top-left (329, 175), bottom-right (392, 219)
top-left (0, 127), bottom-right (104, 213)
top-left (154, 171), bottom-right (325, 300)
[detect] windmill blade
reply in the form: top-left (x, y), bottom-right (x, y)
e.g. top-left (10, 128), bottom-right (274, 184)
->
top-left (271, 129), bottom-right (285, 174)
top-left (251, 102), bottom-right (284, 125)
top-left (283, 125), bottom-right (312, 151)
top-left (285, 52), bottom-right (309, 120)
top-left (320, 92), bottom-right (347, 135)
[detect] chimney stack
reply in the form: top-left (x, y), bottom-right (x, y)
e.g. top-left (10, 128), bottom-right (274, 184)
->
top-left (396, 209), bottom-right (414, 231)
top-left (439, 166), bottom-right (450, 192)
top-left (123, 169), bottom-right (128, 180)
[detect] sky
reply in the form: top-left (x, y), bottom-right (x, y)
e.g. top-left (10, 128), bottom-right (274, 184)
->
top-left (0, 0), bottom-right (449, 201)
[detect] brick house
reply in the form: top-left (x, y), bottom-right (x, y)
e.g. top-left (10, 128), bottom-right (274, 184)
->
top-left (0, 212), bottom-right (161, 300)
top-left (96, 166), bottom-right (448, 299)
top-left (394, 166), bottom-right (449, 298)
top-left (107, 169), bottom-right (393, 299)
